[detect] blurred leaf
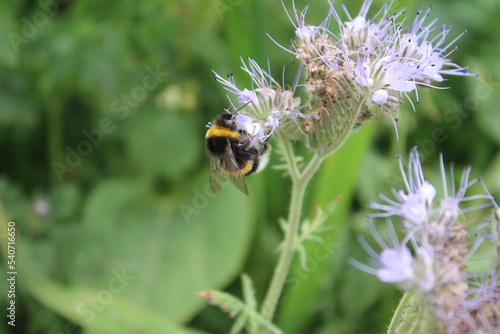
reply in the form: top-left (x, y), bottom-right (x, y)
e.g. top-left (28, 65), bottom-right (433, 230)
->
top-left (357, 150), bottom-right (397, 206)
top-left (0, 83), bottom-right (36, 130)
top-left (338, 265), bottom-right (384, 322)
top-left (6, 239), bottom-right (207, 334)
top-left (70, 176), bottom-right (254, 323)
top-left (467, 59), bottom-right (500, 145)
top-left (0, 3), bottom-right (19, 66)
top-left (125, 111), bottom-right (201, 180)
top-left (49, 183), bottom-right (81, 221)
top-left (484, 151), bottom-right (500, 195)
top-left (0, 178), bottom-right (29, 222)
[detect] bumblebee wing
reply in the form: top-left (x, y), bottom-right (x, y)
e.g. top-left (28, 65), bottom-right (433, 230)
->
top-left (227, 172), bottom-right (249, 196)
top-left (222, 141), bottom-right (249, 196)
top-left (208, 155), bottom-right (228, 194)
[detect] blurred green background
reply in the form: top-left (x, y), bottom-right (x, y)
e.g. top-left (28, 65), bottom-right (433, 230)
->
top-left (0, 0), bottom-right (499, 333)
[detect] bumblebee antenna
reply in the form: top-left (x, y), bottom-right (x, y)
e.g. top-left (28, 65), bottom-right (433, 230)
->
top-left (224, 101), bottom-right (253, 115)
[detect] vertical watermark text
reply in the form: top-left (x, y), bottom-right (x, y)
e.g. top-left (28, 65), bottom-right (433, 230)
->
top-left (5, 221), bottom-right (17, 327)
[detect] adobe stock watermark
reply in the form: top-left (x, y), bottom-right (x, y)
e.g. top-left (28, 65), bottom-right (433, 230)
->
top-left (213, 0), bottom-right (243, 21)
top-left (284, 234), bottom-right (335, 295)
top-left (51, 65), bottom-right (168, 182)
top-left (47, 267), bottom-right (135, 334)
top-left (74, 268), bottom-right (135, 325)
top-left (178, 182), bottom-right (229, 224)
top-left (380, 76), bottom-right (497, 186)
top-left (8, 0), bottom-right (70, 54)
top-left (415, 76), bottom-right (496, 161)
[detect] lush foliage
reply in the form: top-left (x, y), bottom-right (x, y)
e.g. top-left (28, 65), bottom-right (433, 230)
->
top-left (0, 0), bottom-right (499, 333)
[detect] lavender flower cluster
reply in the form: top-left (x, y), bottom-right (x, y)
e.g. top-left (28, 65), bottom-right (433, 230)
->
top-left (214, 0), bottom-right (476, 157)
top-left (354, 148), bottom-right (499, 333)
top-left (290, 0), bottom-right (476, 152)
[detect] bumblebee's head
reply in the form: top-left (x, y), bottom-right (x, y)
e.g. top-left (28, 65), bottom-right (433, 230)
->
top-left (207, 112), bottom-right (269, 149)
top-left (214, 113), bottom-right (238, 131)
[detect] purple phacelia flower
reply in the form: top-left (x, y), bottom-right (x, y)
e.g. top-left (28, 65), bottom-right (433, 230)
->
top-left (355, 147), bottom-right (499, 333)
top-left (286, 0), bottom-right (477, 142)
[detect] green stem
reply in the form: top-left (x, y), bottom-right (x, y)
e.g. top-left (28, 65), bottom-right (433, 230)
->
top-left (259, 99), bottom-right (366, 325)
top-left (278, 133), bottom-right (300, 182)
top-left (386, 292), bottom-right (411, 334)
top-left (260, 135), bottom-right (325, 322)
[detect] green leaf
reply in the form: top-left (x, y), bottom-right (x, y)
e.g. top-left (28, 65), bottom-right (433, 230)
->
top-left (7, 175), bottom-right (256, 331)
top-left (73, 177), bottom-right (255, 323)
top-left (9, 238), bottom-right (207, 334)
top-left (0, 4), bottom-right (19, 66)
top-left (240, 273), bottom-right (260, 334)
top-left (125, 111), bottom-right (201, 180)
top-left (198, 290), bottom-right (283, 334)
top-left (467, 59), bottom-right (500, 145)
top-left (241, 273), bottom-right (257, 311)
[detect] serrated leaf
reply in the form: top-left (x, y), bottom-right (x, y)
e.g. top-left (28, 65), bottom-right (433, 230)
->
top-left (198, 290), bottom-right (283, 334)
top-left (230, 314), bottom-right (248, 334)
top-left (241, 273), bottom-right (257, 311)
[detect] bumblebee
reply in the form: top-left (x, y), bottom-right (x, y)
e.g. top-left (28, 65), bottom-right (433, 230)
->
top-left (205, 113), bottom-right (271, 195)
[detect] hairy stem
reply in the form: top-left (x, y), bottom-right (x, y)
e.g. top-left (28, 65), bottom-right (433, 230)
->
top-left (386, 292), bottom-right (411, 334)
top-left (260, 100), bottom-right (366, 324)
top-left (260, 135), bottom-right (324, 322)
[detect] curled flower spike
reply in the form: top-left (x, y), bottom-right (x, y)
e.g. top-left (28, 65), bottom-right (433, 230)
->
top-left (213, 57), bottom-right (305, 142)
top-left (357, 148), bottom-right (499, 333)
top-left (280, 0), bottom-right (477, 154)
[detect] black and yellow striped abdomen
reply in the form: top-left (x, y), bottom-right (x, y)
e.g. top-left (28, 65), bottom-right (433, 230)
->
top-left (205, 112), bottom-right (271, 194)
